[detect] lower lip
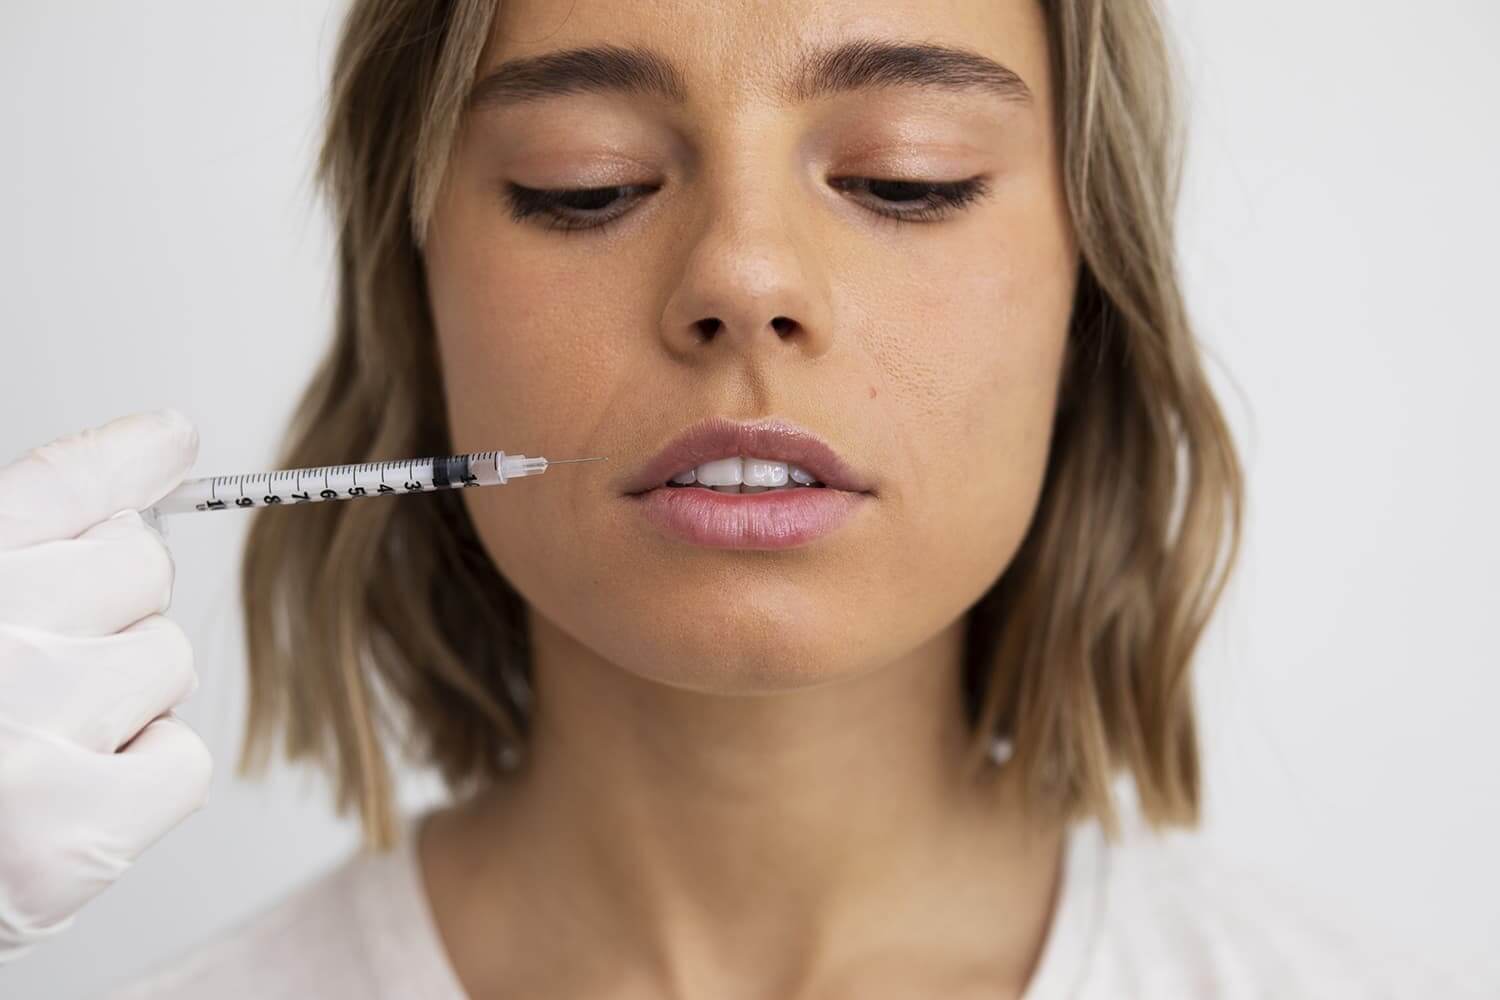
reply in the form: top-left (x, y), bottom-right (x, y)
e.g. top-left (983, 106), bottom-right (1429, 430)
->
top-left (627, 486), bottom-right (869, 549)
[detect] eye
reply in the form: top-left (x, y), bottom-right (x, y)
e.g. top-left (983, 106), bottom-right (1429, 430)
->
top-left (828, 176), bottom-right (991, 226)
top-left (503, 183), bottom-right (653, 234)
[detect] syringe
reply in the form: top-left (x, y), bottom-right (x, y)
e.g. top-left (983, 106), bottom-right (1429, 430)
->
top-left (141, 450), bottom-right (606, 532)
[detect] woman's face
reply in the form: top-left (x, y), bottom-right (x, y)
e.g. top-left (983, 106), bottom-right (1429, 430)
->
top-left (424, 0), bottom-right (1077, 693)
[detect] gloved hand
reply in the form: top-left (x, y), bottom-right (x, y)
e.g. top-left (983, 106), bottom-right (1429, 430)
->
top-left (0, 410), bottom-right (212, 962)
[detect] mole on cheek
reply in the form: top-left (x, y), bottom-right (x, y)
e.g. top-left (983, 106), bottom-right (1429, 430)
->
top-left (868, 386), bottom-right (878, 399)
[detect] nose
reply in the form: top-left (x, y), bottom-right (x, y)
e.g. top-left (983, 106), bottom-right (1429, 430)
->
top-left (657, 170), bottom-right (836, 364)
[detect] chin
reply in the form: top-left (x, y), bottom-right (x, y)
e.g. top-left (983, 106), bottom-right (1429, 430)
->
top-left (622, 640), bottom-right (865, 695)
top-left (592, 592), bottom-right (882, 695)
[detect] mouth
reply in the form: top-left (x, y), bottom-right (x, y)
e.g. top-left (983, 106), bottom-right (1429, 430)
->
top-left (620, 416), bottom-right (876, 497)
top-left (619, 416), bottom-right (875, 550)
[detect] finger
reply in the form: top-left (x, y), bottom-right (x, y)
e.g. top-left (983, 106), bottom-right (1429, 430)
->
top-left (106, 712), bottom-right (213, 852)
top-left (0, 615), bottom-right (197, 754)
top-left (0, 711), bottom-right (208, 928)
top-left (0, 409), bottom-right (198, 551)
top-left (0, 511), bottom-right (173, 635)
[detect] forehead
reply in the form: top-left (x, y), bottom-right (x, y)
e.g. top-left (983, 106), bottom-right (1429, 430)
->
top-left (478, 0), bottom-right (1052, 110)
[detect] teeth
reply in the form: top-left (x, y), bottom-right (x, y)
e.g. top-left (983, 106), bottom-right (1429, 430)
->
top-left (742, 458), bottom-right (789, 487)
top-left (693, 457), bottom-right (742, 486)
top-left (663, 456), bottom-right (826, 489)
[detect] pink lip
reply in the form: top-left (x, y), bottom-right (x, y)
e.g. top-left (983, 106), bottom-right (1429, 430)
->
top-left (631, 486), bottom-right (867, 549)
top-left (620, 416), bottom-right (875, 550)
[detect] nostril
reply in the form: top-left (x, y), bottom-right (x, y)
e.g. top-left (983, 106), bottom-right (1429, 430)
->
top-left (695, 318), bottom-right (722, 341)
top-left (771, 316), bottom-right (795, 337)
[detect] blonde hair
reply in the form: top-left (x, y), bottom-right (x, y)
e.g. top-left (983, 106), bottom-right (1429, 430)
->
top-left (241, 0), bottom-right (1244, 850)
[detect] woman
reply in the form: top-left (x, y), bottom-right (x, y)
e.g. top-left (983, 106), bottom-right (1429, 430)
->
top-left (0, 0), bottom-right (1449, 996)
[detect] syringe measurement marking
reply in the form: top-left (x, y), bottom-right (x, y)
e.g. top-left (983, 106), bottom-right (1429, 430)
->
top-left (184, 453), bottom-right (527, 512)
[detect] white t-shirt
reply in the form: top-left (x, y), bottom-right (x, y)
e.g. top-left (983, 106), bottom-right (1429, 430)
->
top-left (105, 806), bottom-right (1473, 999)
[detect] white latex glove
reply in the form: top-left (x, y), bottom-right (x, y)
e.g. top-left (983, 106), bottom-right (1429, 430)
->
top-left (0, 410), bottom-right (212, 962)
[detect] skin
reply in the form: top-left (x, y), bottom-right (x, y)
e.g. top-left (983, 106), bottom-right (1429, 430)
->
top-left (419, 1), bottom-right (1079, 997)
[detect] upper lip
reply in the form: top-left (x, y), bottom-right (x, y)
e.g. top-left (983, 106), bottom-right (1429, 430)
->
top-left (621, 416), bottom-right (876, 496)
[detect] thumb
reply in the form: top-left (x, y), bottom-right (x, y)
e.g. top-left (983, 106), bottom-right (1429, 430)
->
top-left (0, 409), bottom-right (199, 550)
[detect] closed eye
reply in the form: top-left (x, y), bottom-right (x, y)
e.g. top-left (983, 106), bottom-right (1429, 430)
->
top-left (503, 183), bottom-right (655, 233)
top-left (828, 176), bottom-right (991, 226)
top-left (502, 175), bottom-right (991, 234)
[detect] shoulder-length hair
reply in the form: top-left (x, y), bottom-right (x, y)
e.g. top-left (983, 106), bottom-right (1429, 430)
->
top-left (241, 0), bottom-right (1244, 850)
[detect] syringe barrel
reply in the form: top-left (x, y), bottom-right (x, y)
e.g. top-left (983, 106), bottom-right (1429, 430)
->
top-left (145, 450), bottom-right (541, 518)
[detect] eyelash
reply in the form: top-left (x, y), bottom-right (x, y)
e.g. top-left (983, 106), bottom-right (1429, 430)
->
top-left (502, 176), bottom-right (991, 236)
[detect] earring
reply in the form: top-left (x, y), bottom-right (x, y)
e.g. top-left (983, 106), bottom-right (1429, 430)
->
top-left (987, 734), bottom-right (1015, 766)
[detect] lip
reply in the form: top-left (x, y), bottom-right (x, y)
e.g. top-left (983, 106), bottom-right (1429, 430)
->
top-left (619, 416), bottom-right (876, 551)
top-left (620, 415), bottom-right (876, 496)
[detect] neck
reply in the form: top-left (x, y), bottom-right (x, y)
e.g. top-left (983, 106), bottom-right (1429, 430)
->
top-left (422, 612), bottom-right (1066, 999)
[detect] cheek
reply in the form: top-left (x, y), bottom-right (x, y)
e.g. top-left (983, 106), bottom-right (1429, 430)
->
top-left (859, 196), bottom-right (1075, 606)
top-left (429, 246), bottom-right (620, 435)
top-left (427, 210), bottom-right (656, 494)
top-left (425, 235), bottom-right (634, 588)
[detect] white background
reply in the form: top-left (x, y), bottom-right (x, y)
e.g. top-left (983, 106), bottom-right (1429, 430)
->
top-left (2, 2), bottom-right (1497, 997)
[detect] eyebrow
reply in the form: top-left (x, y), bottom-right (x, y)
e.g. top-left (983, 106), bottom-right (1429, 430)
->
top-left (467, 38), bottom-right (1034, 113)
